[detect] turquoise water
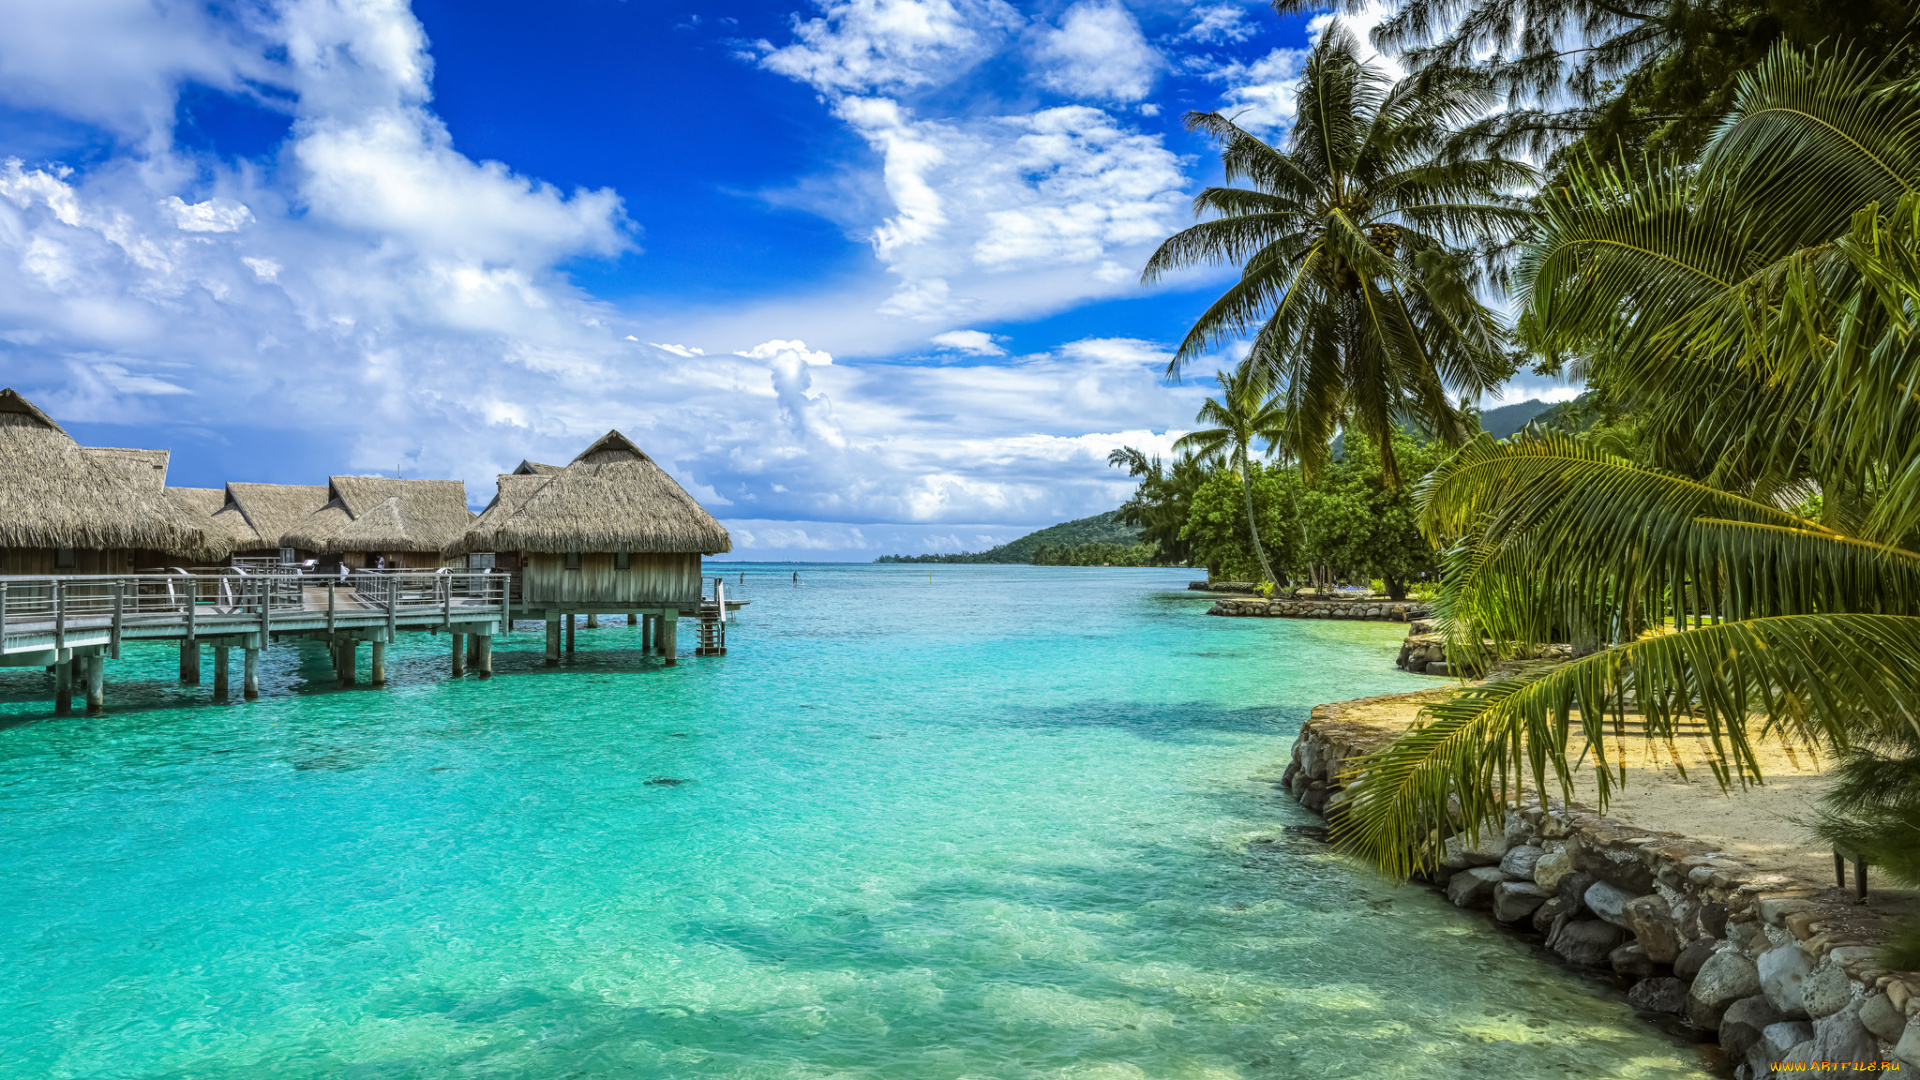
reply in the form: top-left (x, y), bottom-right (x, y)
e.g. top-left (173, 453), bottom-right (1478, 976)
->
top-left (0, 565), bottom-right (1709, 1079)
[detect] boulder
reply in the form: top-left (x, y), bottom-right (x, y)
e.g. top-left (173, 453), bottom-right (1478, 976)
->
top-left (1550, 919), bottom-right (1625, 966)
top-left (1757, 944), bottom-right (1813, 1019)
top-left (1623, 894), bottom-right (1684, 963)
top-left (1760, 1021), bottom-right (1815, 1063)
top-left (1492, 880), bottom-right (1553, 923)
top-left (1783, 1039), bottom-right (1818, 1070)
top-left (1860, 992), bottom-right (1906, 1042)
top-left (1800, 961), bottom-right (1852, 1020)
top-left (1719, 995), bottom-right (1786, 1059)
top-left (1628, 976), bottom-right (1687, 1015)
top-left (1555, 870), bottom-right (1596, 910)
top-left (1531, 895), bottom-right (1575, 935)
top-left (1500, 844), bottom-right (1545, 879)
top-left (1811, 1004), bottom-right (1878, 1068)
top-left (1687, 950), bottom-right (1762, 1029)
top-left (1673, 938), bottom-right (1718, 981)
top-left (1896, 1017), bottom-right (1920, 1068)
top-left (1584, 880), bottom-right (1638, 929)
top-left (1610, 941), bottom-right (1656, 980)
top-left (1727, 918), bottom-right (1764, 953)
top-left (1697, 901), bottom-right (1729, 940)
top-left (1441, 830), bottom-right (1509, 870)
top-left (1532, 848), bottom-right (1574, 891)
top-left (1446, 866), bottom-right (1509, 909)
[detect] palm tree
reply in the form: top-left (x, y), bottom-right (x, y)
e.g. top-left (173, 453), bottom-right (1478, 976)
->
top-left (1335, 45), bottom-right (1920, 882)
top-left (1174, 364), bottom-right (1291, 586)
top-left (1143, 24), bottom-right (1533, 487)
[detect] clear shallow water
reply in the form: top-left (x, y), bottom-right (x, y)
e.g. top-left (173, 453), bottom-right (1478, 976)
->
top-left (0, 565), bottom-right (1709, 1079)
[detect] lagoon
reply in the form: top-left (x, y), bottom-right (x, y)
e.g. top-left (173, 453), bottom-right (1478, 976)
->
top-left (0, 565), bottom-right (1708, 1078)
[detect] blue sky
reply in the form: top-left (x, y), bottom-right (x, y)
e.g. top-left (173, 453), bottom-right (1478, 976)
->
top-left (0, 0), bottom-right (1570, 560)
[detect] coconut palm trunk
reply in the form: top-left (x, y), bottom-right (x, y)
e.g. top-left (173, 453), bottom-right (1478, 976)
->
top-left (1238, 457), bottom-right (1279, 587)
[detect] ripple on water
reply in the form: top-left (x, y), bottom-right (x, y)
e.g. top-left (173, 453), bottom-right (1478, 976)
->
top-left (0, 565), bottom-right (1709, 1078)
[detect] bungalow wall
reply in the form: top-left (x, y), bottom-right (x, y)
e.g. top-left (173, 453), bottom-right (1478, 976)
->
top-left (522, 552), bottom-right (700, 607)
top-left (0, 548), bottom-right (160, 575)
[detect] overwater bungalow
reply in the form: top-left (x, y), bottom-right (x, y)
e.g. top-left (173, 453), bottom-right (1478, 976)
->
top-left (284, 476), bottom-right (475, 569)
top-left (450, 431), bottom-right (731, 663)
top-left (0, 388), bottom-right (219, 574)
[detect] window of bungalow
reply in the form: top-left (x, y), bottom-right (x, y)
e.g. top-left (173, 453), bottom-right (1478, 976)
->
top-left (54, 547), bottom-right (76, 570)
top-left (564, 553), bottom-right (581, 571)
top-left (614, 551), bottom-right (630, 571)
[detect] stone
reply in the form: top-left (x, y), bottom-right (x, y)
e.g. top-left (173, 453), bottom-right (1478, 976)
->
top-left (1555, 870), bottom-right (1596, 911)
top-left (1446, 866), bottom-right (1509, 909)
top-left (1687, 950), bottom-right (1763, 1029)
top-left (1719, 996), bottom-right (1787, 1059)
top-left (1500, 844), bottom-right (1544, 879)
top-left (1441, 830), bottom-right (1509, 870)
top-left (1811, 1004), bottom-right (1878, 1067)
top-left (1727, 918), bottom-right (1763, 953)
top-left (1532, 848), bottom-right (1574, 891)
top-left (1550, 919), bottom-right (1626, 967)
top-left (1623, 894), bottom-right (1684, 963)
top-left (1861, 993), bottom-right (1906, 1042)
top-left (1889, 980), bottom-right (1911, 1013)
top-left (1757, 895), bottom-right (1815, 926)
top-left (1610, 941), bottom-right (1656, 979)
top-left (1801, 961), bottom-right (1853, 1020)
top-left (1674, 938), bottom-right (1719, 981)
top-left (1584, 880), bottom-right (1638, 929)
top-left (1699, 901), bottom-right (1729, 940)
top-left (1895, 1017), bottom-right (1920, 1069)
top-left (1492, 880), bottom-right (1553, 923)
top-left (1783, 1039), bottom-right (1817, 1070)
top-left (1758, 944), bottom-right (1813, 1019)
top-left (1760, 1021), bottom-right (1816, 1063)
top-left (1531, 895), bottom-right (1575, 935)
top-left (1301, 781), bottom-right (1329, 813)
top-left (1425, 662), bottom-right (1450, 676)
top-left (1629, 976), bottom-right (1687, 1014)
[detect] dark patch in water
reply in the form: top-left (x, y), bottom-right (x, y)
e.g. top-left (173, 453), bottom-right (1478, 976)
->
top-left (1283, 824), bottom-right (1330, 843)
top-left (668, 732), bottom-right (688, 737)
top-left (644, 776), bottom-right (686, 786)
top-left (444, 986), bottom-right (550, 1022)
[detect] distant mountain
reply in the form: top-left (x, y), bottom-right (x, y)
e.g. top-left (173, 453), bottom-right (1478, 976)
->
top-left (1478, 398), bottom-right (1561, 439)
top-left (876, 509), bottom-right (1141, 564)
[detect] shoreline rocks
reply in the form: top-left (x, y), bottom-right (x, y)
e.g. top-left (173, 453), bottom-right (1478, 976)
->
top-left (1208, 596), bottom-right (1430, 621)
top-left (1282, 692), bottom-right (1920, 1079)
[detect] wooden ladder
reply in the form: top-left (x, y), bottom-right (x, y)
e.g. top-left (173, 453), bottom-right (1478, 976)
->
top-left (695, 602), bottom-right (726, 656)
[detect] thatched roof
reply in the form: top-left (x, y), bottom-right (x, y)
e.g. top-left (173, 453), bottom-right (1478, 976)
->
top-left (226, 482), bottom-right (331, 548)
top-left (451, 431), bottom-right (730, 555)
top-left (167, 486), bottom-right (267, 551)
top-left (84, 446), bottom-right (170, 490)
top-left (0, 388), bottom-right (222, 557)
top-left (283, 476), bottom-right (474, 553)
top-left (514, 460), bottom-right (562, 476)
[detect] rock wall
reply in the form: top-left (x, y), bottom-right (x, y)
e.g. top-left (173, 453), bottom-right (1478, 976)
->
top-left (1207, 597), bottom-right (1431, 621)
top-left (1393, 620), bottom-right (1573, 676)
top-left (1282, 694), bottom-right (1920, 1078)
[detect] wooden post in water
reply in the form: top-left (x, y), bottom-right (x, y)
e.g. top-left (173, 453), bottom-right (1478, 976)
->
top-left (180, 638), bottom-right (200, 684)
top-left (244, 647), bottom-right (260, 700)
top-left (661, 610), bottom-right (678, 666)
top-left (564, 613), bottom-right (576, 655)
top-left (340, 641), bottom-right (357, 687)
top-left (476, 634), bottom-right (492, 679)
top-left (545, 617), bottom-right (561, 665)
top-left (84, 654), bottom-right (104, 716)
top-left (213, 645), bottom-right (231, 702)
top-left (585, 613), bottom-right (599, 629)
top-left (451, 632), bottom-right (466, 677)
top-left (370, 640), bottom-right (386, 685)
top-left (628, 613), bottom-right (638, 629)
top-left (54, 658), bottom-right (72, 715)
top-left (641, 614), bottom-right (652, 651)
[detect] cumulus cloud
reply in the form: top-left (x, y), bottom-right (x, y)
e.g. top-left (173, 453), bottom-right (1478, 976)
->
top-left (931, 329), bottom-right (1003, 355)
top-left (1208, 47), bottom-right (1311, 134)
top-left (756, 0), bottom-right (1023, 95)
top-left (163, 196), bottom-right (254, 233)
top-left (1033, 1), bottom-right (1162, 103)
top-left (1181, 3), bottom-right (1258, 44)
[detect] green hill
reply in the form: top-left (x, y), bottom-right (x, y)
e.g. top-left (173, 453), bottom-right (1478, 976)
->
top-left (1478, 398), bottom-right (1561, 439)
top-left (876, 510), bottom-right (1142, 564)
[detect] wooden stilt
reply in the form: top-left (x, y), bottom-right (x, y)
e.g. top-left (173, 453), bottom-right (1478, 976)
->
top-left (628, 613), bottom-right (638, 629)
top-left (661, 611), bottom-right (678, 666)
top-left (476, 634), bottom-right (492, 679)
top-left (565, 614), bottom-right (576, 654)
top-left (641, 614), bottom-right (652, 651)
top-left (451, 632), bottom-right (466, 677)
top-left (340, 641), bottom-right (357, 686)
top-left (85, 654), bottom-right (104, 716)
top-left (586, 613), bottom-right (599, 629)
top-left (181, 638), bottom-right (200, 684)
top-left (545, 617), bottom-right (561, 665)
top-left (213, 645), bottom-right (231, 702)
top-left (370, 640), bottom-right (386, 684)
top-left (55, 659), bottom-right (72, 715)
top-left (244, 647), bottom-right (260, 700)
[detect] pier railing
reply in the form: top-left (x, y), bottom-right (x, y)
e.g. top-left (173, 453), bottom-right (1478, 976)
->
top-left (0, 570), bottom-right (510, 649)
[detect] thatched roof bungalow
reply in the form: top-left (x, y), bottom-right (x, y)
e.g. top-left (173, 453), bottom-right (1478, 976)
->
top-left (0, 388), bottom-right (222, 573)
top-left (451, 431), bottom-right (728, 612)
top-left (284, 476), bottom-right (475, 568)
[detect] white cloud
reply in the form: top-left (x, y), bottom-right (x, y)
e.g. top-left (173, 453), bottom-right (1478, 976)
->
top-left (931, 329), bottom-right (1003, 355)
top-left (756, 0), bottom-right (1023, 95)
top-left (1182, 3), bottom-right (1258, 44)
top-left (163, 196), bottom-right (255, 233)
top-left (650, 342), bottom-right (706, 357)
top-left (1209, 47), bottom-right (1311, 135)
top-left (1033, 1), bottom-right (1161, 103)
